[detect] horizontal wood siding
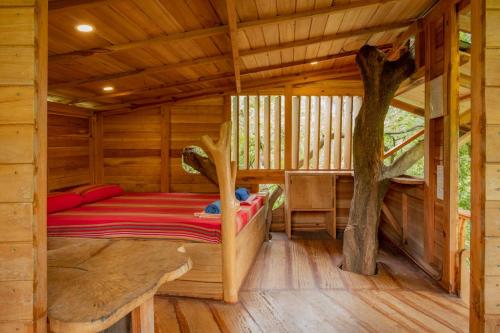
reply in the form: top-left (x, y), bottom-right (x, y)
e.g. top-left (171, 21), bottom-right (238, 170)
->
top-left (0, 1), bottom-right (46, 331)
top-left (48, 109), bottom-right (92, 191)
top-left (102, 107), bottom-right (162, 192)
top-left (169, 97), bottom-right (225, 193)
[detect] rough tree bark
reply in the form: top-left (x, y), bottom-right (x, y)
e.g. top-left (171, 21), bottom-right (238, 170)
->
top-left (182, 147), bottom-right (219, 185)
top-left (342, 45), bottom-right (424, 275)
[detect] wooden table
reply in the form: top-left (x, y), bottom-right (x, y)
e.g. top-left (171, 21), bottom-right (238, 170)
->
top-left (47, 238), bottom-right (192, 333)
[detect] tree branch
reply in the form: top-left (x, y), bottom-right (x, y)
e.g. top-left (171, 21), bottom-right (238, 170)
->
top-left (381, 139), bottom-right (424, 180)
top-left (182, 147), bottom-right (219, 186)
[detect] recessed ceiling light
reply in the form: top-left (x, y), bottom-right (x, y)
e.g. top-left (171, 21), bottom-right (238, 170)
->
top-left (76, 24), bottom-right (94, 33)
top-left (310, 61), bottom-right (319, 65)
top-left (102, 86), bottom-right (114, 92)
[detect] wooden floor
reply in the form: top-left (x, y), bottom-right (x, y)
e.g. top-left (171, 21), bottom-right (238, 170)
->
top-left (154, 233), bottom-right (469, 333)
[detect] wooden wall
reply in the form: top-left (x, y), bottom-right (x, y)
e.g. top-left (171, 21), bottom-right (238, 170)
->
top-left (99, 97), bottom-right (225, 193)
top-left (169, 97), bottom-right (225, 193)
top-left (102, 106), bottom-right (163, 192)
top-left (470, 0), bottom-right (500, 330)
top-left (47, 103), bottom-right (93, 191)
top-left (0, 1), bottom-right (47, 332)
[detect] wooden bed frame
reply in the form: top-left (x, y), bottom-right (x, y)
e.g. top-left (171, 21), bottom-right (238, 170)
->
top-left (158, 121), bottom-right (268, 303)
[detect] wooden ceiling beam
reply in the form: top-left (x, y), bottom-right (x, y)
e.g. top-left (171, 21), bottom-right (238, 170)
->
top-left (238, 0), bottom-right (396, 29)
top-left (69, 46), bottom-right (384, 104)
top-left (50, 20), bottom-right (409, 90)
top-left (239, 20), bottom-right (413, 57)
top-left (49, 25), bottom-right (228, 64)
top-left (391, 99), bottom-right (424, 117)
top-left (49, 54), bottom-right (232, 89)
top-left (48, 0), bottom-right (123, 12)
top-left (225, 0), bottom-right (242, 93)
top-left (94, 67), bottom-right (359, 111)
top-left (48, 0), bottom-right (398, 64)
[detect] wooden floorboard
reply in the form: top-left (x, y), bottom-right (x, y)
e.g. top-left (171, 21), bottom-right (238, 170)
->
top-left (155, 234), bottom-right (468, 333)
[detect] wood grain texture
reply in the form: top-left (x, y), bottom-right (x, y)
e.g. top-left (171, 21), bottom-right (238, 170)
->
top-left (47, 239), bottom-right (191, 333)
top-left (155, 234), bottom-right (468, 333)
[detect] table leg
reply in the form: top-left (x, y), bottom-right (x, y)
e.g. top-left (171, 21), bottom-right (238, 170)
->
top-left (131, 297), bottom-right (154, 333)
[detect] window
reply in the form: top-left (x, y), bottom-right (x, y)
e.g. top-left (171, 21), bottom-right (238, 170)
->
top-left (230, 95), bottom-right (361, 171)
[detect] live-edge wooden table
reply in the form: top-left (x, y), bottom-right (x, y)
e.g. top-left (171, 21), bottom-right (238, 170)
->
top-left (47, 238), bottom-right (192, 333)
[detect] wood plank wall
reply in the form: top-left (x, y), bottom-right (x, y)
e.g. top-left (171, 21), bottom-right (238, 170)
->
top-left (48, 103), bottom-right (93, 191)
top-left (102, 107), bottom-right (162, 192)
top-left (169, 97), bottom-right (224, 193)
top-left (470, 0), bottom-right (500, 330)
top-left (99, 97), bottom-right (225, 193)
top-left (0, 1), bottom-right (47, 332)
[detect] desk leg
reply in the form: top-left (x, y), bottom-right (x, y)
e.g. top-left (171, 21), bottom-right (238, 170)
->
top-left (131, 297), bottom-right (154, 333)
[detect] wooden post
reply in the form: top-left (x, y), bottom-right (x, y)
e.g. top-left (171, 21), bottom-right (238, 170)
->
top-left (0, 1), bottom-right (47, 331)
top-left (160, 105), bottom-right (171, 192)
top-left (273, 96), bottom-right (281, 169)
top-left (263, 97), bottom-right (271, 169)
top-left (131, 298), bottom-right (154, 333)
top-left (323, 96), bottom-right (332, 169)
top-left (470, 0), bottom-right (500, 330)
top-left (254, 96), bottom-right (260, 169)
top-left (284, 86), bottom-right (293, 170)
top-left (291, 96), bottom-right (300, 169)
top-left (333, 96), bottom-right (343, 169)
top-left (303, 96), bottom-right (311, 169)
top-left (201, 122), bottom-right (239, 303)
top-left (342, 96), bottom-right (353, 170)
top-left (312, 96), bottom-right (321, 170)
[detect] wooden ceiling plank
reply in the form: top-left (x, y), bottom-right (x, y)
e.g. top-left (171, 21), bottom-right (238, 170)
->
top-left (93, 67), bottom-right (360, 111)
top-left (225, 0), bottom-right (242, 93)
top-left (48, 53), bottom-right (232, 89)
top-left (239, 20), bottom-right (413, 57)
top-left (72, 46), bottom-right (389, 104)
top-left (48, 0), bottom-right (123, 12)
top-left (49, 21), bottom-right (409, 90)
top-left (48, 0), bottom-right (399, 64)
top-left (49, 25), bottom-right (228, 64)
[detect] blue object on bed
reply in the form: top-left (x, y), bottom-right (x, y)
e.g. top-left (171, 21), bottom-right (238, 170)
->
top-left (235, 187), bottom-right (250, 201)
top-left (205, 200), bottom-right (221, 214)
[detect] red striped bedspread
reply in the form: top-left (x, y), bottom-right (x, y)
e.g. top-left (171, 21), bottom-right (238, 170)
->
top-left (47, 192), bottom-right (265, 244)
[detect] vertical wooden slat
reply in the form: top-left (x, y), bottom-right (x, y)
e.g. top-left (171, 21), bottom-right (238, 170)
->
top-left (231, 96), bottom-right (238, 163)
top-left (303, 96), bottom-right (311, 170)
top-left (284, 86), bottom-right (293, 170)
top-left (291, 95), bottom-right (300, 169)
top-left (312, 96), bottom-right (321, 169)
top-left (323, 96), bottom-right (332, 170)
top-left (274, 96), bottom-right (281, 169)
top-left (160, 104), bottom-right (170, 192)
top-left (343, 96), bottom-right (353, 170)
top-left (333, 96), bottom-right (343, 169)
top-left (244, 96), bottom-right (249, 169)
top-left (351, 96), bottom-right (362, 169)
top-left (254, 96), bottom-right (260, 169)
top-left (235, 96), bottom-right (240, 166)
top-left (263, 96), bottom-right (270, 169)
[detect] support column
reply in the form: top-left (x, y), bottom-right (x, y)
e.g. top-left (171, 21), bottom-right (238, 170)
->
top-left (470, 0), bottom-right (500, 330)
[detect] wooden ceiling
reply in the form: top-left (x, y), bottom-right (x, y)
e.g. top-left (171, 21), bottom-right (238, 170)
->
top-left (47, 0), bottom-right (436, 110)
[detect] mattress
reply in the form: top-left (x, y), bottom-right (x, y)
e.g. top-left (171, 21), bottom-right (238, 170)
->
top-left (47, 192), bottom-right (265, 244)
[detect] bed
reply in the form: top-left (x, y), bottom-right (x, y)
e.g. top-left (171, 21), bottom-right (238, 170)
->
top-left (47, 121), bottom-right (269, 302)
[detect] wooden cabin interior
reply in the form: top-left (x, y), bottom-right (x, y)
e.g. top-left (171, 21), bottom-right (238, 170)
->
top-left (0, 0), bottom-right (499, 332)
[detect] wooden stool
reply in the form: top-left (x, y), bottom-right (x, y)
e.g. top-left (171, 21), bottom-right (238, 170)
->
top-left (48, 238), bottom-right (192, 333)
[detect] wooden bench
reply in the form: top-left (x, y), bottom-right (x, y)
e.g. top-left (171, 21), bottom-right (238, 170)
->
top-left (47, 238), bottom-right (192, 333)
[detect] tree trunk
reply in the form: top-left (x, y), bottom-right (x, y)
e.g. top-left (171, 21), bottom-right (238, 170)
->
top-left (342, 45), bottom-right (423, 274)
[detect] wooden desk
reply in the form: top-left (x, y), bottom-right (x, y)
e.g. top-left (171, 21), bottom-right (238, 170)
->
top-left (285, 171), bottom-right (340, 239)
top-left (48, 238), bottom-right (192, 333)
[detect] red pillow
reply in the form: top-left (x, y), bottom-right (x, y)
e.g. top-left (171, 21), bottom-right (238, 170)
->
top-left (71, 184), bottom-right (124, 204)
top-left (47, 192), bottom-right (83, 214)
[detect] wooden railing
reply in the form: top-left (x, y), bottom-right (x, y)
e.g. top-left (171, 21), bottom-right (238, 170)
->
top-left (457, 209), bottom-right (471, 304)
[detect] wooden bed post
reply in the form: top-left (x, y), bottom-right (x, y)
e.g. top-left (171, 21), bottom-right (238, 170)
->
top-left (201, 121), bottom-right (239, 303)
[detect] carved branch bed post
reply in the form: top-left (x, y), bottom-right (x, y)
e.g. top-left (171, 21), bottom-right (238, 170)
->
top-left (343, 45), bottom-right (424, 275)
top-left (201, 121), bottom-right (240, 302)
